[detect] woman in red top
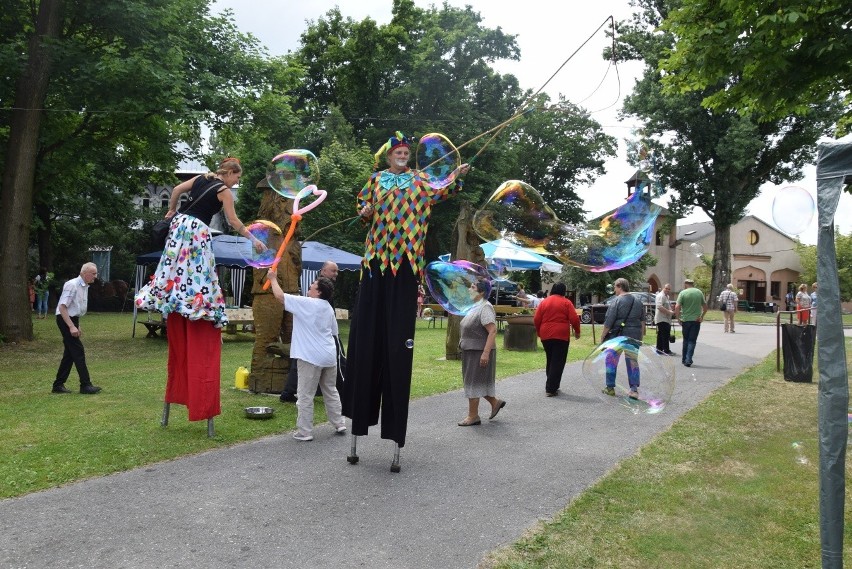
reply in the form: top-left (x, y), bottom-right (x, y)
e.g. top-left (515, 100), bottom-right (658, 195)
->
top-left (533, 282), bottom-right (581, 397)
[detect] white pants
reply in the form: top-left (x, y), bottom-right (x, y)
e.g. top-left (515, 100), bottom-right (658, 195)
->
top-left (296, 359), bottom-right (344, 437)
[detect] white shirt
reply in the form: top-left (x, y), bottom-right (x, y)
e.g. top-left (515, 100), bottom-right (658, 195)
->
top-left (55, 276), bottom-right (89, 317)
top-left (284, 294), bottom-right (338, 367)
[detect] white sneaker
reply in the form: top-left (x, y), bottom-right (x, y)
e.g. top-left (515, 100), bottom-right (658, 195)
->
top-left (292, 432), bottom-right (314, 442)
top-left (335, 425), bottom-right (347, 435)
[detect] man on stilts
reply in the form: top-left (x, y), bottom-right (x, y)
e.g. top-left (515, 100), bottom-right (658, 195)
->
top-left (343, 132), bottom-right (469, 471)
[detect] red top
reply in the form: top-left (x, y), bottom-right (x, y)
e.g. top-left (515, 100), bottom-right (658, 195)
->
top-left (534, 295), bottom-right (581, 341)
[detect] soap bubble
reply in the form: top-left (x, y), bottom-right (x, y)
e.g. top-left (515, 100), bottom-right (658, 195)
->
top-left (605, 284), bottom-right (615, 295)
top-left (424, 260), bottom-right (491, 316)
top-left (473, 179), bottom-right (659, 273)
top-left (405, 339), bottom-right (414, 349)
top-left (416, 133), bottom-right (460, 189)
top-left (583, 337), bottom-right (676, 414)
top-left (266, 149), bottom-right (319, 199)
top-left (772, 186), bottom-right (814, 235)
top-left (548, 190), bottom-right (661, 272)
top-left (689, 242), bottom-right (704, 258)
top-left (472, 180), bottom-right (561, 249)
top-left (239, 220), bottom-right (282, 268)
top-left (422, 307), bottom-right (434, 320)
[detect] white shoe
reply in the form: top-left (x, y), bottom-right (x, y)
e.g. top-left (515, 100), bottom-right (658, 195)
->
top-left (292, 432), bottom-right (314, 442)
top-left (335, 425), bottom-right (347, 435)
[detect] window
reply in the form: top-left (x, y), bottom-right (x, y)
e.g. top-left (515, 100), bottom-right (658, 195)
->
top-left (655, 230), bottom-right (663, 246)
top-left (771, 281), bottom-right (780, 298)
top-left (747, 230), bottom-right (760, 245)
top-left (142, 198), bottom-right (150, 209)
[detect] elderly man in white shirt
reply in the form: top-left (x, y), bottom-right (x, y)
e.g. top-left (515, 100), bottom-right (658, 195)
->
top-left (52, 262), bottom-right (102, 394)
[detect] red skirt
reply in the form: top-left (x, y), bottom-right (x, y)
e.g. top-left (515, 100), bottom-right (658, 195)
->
top-left (165, 313), bottom-right (221, 421)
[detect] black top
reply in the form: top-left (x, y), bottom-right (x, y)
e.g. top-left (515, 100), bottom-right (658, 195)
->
top-left (180, 176), bottom-right (224, 226)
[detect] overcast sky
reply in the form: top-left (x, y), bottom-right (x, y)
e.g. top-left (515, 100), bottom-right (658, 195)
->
top-left (212, 0), bottom-right (850, 246)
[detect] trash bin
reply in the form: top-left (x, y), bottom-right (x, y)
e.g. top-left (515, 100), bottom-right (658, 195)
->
top-left (781, 324), bottom-right (816, 382)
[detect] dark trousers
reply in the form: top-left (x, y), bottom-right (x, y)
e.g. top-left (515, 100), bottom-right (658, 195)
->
top-left (681, 320), bottom-right (701, 364)
top-left (542, 339), bottom-right (569, 394)
top-left (343, 260), bottom-right (417, 447)
top-left (655, 321), bottom-right (672, 354)
top-left (55, 315), bottom-right (91, 387)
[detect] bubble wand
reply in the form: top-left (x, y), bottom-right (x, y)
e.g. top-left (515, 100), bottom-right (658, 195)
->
top-left (261, 184), bottom-right (327, 291)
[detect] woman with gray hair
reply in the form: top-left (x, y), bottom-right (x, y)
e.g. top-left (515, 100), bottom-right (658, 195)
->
top-left (457, 279), bottom-right (505, 426)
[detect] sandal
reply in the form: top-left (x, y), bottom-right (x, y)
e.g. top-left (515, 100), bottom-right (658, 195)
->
top-left (489, 400), bottom-right (506, 420)
top-left (457, 416), bottom-right (481, 426)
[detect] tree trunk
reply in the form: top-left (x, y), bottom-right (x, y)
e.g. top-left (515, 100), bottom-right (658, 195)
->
top-left (0, 0), bottom-right (63, 342)
top-left (444, 202), bottom-right (485, 360)
top-left (712, 222), bottom-right (732, 305)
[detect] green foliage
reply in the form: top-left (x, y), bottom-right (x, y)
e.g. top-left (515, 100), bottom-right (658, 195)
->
top-left (660, 0), bottom-right (852, 135)
top-left (613, 0), bottom-right (841, 302)
top-left (560, 253), bottom-right (658, 298)
top-left (796, 230), bottom-right (852, 301)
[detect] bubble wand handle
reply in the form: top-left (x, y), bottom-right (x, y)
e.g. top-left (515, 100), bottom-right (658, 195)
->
top-left (261, 185), bottom-right (327, 291)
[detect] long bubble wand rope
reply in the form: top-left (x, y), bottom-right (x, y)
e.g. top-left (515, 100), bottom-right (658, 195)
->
top-left (424, 16), bottom-right (617, 171)
top-left (302, 18), bottom-right (618, 242)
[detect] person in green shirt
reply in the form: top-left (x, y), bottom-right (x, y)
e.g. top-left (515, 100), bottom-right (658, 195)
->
top-left (674, 278), bottom-right (707, 368)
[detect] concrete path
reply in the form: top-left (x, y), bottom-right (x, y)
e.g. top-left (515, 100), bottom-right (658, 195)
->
top-left (0, 322), bottom-right (781, 569)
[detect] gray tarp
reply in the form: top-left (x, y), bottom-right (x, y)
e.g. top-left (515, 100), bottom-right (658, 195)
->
top-left (815, 140), bottom-right (851, 568)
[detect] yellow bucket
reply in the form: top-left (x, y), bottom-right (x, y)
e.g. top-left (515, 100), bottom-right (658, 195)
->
top-left (235, 366), bottom-right (249, 389)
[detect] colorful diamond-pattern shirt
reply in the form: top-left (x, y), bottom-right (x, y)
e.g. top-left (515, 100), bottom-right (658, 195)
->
top-left (357, 168), bottom-right (462, 277)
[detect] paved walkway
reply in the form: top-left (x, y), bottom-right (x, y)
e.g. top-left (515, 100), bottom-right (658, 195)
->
top-left (1, 322), bottom-right (781, 569)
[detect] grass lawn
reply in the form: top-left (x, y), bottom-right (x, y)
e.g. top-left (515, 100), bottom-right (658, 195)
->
top-left (2, 312), bottom-right (849, 567)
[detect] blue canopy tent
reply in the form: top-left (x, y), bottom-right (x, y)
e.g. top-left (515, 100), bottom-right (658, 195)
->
top-left (133, 236), bottom-right (362, 337)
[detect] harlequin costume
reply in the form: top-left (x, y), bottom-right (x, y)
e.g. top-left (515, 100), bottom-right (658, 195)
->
top-left (343, 133), bottom-right (463, 448)
top-left (135, 175), bottom-right (229, 421)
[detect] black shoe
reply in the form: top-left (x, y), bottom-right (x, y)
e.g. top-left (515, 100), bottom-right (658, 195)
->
top-left (51, 385), bottom-right (72, 394)
top-left (80, 385), bottom-right (102, 394)
top-left (279, 392), bottom-right (296, 403)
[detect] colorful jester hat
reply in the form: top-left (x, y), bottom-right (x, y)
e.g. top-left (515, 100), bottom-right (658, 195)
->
top-left (373, 131), bottom-right (411, 170)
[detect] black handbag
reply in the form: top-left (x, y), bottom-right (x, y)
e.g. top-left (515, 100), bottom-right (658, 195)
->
top-left (151, 219), bottom-right (171, 250)
top-left (150, 179), bottom-right (223, 249)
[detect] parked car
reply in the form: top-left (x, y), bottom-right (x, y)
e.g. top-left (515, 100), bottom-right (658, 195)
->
top-left (489, 279), bottom-right (519, 305)
top-left (580, 292), bottom-right (656, 326)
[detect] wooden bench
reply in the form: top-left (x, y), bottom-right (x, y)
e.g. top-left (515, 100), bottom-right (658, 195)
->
top-left (142, 320), bottom-right (167, 338)
top-left (224, 308), bottom-right (254, 334)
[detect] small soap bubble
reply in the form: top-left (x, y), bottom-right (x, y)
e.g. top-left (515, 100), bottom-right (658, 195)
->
top-left (405, 339), bottom-right (414, 349)
top-left (424, 260), bottom-right (492, 316)
top-left (689, 242), bottom-right (704, 258)
top-left (266, 149), bottom-right (319, 199)
top-left (239, 220), bottom-right (282, 268)
top-left (772, 185), bottom-right (815, 235)
top-left (416, 133), bottom-right (460, 189)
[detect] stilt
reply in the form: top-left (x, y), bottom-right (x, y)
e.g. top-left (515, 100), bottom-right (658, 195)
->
top-left (160, 402), bottom-right (170, 427)
top-left (347, 434), bottom-right (359, 464)
top-left (207, 417), bottom-right (215, 438)
top-left (390, 443), bottom-right (401, 473)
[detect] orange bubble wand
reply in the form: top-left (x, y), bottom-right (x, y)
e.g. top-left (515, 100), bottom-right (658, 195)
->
top-left (262, 184), bottom-right (327, 291)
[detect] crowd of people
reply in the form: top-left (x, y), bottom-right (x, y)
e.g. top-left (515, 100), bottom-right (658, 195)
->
top-left (38, 134), bottom-right (823, 474)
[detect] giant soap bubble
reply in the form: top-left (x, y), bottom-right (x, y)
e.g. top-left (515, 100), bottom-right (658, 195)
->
top-left (472, 180), bottom-right (561, 251)
top-left (548, 189), bottom-right (661, 272)
top-left (583, 337), bottom-right (676, 414)
top-left (771, 186), bottom-right (814, 235)
top-left (424, 260), bottom-right (491, 316)
top-left (416, 133), bottom-right (461, 189)
top-left (266, 149), bottom-right (319, 199)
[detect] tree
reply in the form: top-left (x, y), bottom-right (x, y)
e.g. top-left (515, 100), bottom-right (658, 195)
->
top-left (611, 0), bottom-right (843, 306)
top-left (0, 0), bottom-right (275, 342)
top-left (658, 0), bottom-right (852, 136)
top-left (559, 254), bottom-right (658, 300)
top-left (292, 0), bottom-right (616, 266)
top-left (796, 232), bottom-right (852, 301)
